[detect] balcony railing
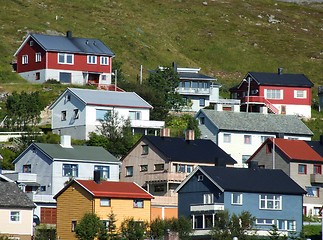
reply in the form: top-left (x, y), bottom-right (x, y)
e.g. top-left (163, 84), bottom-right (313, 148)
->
top-left (177, 87), bottom-right (211, 95)
top-left (3, 172), bottom-right (38, 182)
top-left (242, 96), bottom-right (279, 114)
top-left (130, 120), bottom-right (165, 129)
top-left (144, 172), bottom-right (188, 183)
top-left (26, 193), bottom-right (56, 203)
top-left (310, 174), bottom-right (323, 184)
top-left (151, 195), bottom-right (178, 206)
top-left (190, 203), bottom-right (224, 212)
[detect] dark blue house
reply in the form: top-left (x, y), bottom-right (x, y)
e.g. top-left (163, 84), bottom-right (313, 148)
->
top-left (175, 164), bottom-right (306, 237)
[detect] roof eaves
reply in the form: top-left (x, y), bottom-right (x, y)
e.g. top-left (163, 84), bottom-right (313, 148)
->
top-left (14, 35), bottom-right (32, 56)
top-left (133, 182), bottom-right (155, 199)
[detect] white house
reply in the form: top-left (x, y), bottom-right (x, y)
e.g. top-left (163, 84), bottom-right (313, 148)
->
top-left (49, 88), bottom-right (165, 140)
top-left (196, 109), bottom-right (313, 167)
top-left (4, 135), bottom-right (120, 224)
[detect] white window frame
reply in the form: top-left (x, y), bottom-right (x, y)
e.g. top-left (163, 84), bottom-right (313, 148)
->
top-left (100, 198), bottom-right (111, 207)
top-left (35, 52), bottom-right (41, 62)
top-left (61, 111), bottom-right (67, 121)
top-left (10, 211), bottom-right (20, 223)
top-left (100, 56), bottom-right (109, 65)
top-left (62, 164), bottom-right (78, 177)
top-left (22, 55), bottom-right (28, 64)
top-left (223, 133), bottom-right (231, 143)
top-left (129, 111), bottom-right (141, 120)
top-left (58, 53), bottom-right (74, 64)
top-left (244, 135), bottom-right (252, 144)
top-left (87, 55), bottom-right (97, 64)
top-left (203, 193), bottom-right (214, 204)
top-left (231, 193), bottom-right (243, 205)
top-left (256, 219), bottom-right (274, 225)
top-left (294, 90), bottom-right (306, 99)
top-left (277, 220), bottom-right (296, 231)
top-left (259, 194), bottom-right (282, 210)
top-left (264, 89), bottom-right (283, 100)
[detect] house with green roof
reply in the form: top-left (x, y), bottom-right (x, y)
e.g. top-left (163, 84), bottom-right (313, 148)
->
top-left (4, 135), bottom-right (120, 224)
top-left (196, 109), bottom-right (313, 167)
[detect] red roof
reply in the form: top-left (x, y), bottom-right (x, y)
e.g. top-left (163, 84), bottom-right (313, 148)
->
top-left (76, 180), bottom-right (154, 199)
top-left (268, 138), bottom-right (323, 162)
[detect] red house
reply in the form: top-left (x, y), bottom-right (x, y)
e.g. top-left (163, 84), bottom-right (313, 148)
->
top-left (14, 31), bottom-right (115, 86)
top-left (229, 68), bottom-right (314, 118)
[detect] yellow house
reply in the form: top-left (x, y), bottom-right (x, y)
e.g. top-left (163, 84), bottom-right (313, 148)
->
top-left (54, 178), bottom-right (154, 240)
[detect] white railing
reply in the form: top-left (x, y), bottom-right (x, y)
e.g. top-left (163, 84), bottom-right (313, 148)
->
top-left (190, 203), bottom-right (224, 212)
top-left (177, 87), bottom-right (211, 95)
top-left (130, 120), bottom-right (165, 129)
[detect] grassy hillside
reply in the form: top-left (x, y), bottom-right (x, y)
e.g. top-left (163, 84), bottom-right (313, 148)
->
top-left (0, 0), bottom-right (322, 137)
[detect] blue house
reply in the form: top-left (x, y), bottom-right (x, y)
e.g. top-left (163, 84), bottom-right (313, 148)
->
top-left (175, 164), bottom-right (306, 237)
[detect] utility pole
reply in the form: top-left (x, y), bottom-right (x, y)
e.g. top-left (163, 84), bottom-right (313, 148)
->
top-left (114, 70), bottom-right (117, 91)
top-left (246, 77), bottom-right (251, 113)
top-left (140, 65), bottom-right (143, 85)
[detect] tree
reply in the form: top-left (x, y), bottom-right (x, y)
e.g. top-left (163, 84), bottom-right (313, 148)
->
top-left (106, 211), bottom-right (120, 240)
top-left (165, 114), bottom-right (201, 138)
top-left (120, 218), bottom-right (148, 240)
top-left (88, 111), bottom-right (136, 158)
top-left (146, 65), bottom-right (186, 119)
top-left (75, 213), bottom-right (103, 240)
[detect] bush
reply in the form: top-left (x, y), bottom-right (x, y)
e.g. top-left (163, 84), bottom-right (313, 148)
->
top-left (34, 225), bottom-right (56, 240)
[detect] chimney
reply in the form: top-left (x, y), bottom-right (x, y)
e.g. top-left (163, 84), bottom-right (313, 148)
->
top-left (278, 68), bottom-right (283, 75)
top-left (60, 135), bottom-right (72, 148)
top-left (248, 161), bottom-right (258, 170)
top-left (172, 62), bottom-right (178, 73)
top-left (160, 128), bottom-right (170, 137)
top-left (320, 135), bottom-right (323, 145)
top-left (185, 130), bottom-right (195, 141)
top-left (94, 170), bottom-right (101, 184)
top-left (66, 30), bottom-right (72, 38)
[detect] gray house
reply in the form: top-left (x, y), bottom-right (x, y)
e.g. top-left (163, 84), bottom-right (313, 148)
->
top-left (196, 109), bottom-right (313, 167)
top-left (175, 165), bottom-right (306, 237)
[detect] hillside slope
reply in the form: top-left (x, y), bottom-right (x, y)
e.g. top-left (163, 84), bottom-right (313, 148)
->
top-left (0, 0), bottom-right (322, 91)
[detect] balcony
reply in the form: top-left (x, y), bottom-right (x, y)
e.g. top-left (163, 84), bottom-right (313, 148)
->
top-left (151, 195), bottom-right (178, 206)
top-left (144, 172), bottom-right (188, 183)
top-left (4, 172), bottom-right (38, 183)
top-left (310, 174), bottom-right (323, 184)
top-left (190, 203), bottom-right (224, 212)
top-left (27, 193), bottom-right (56, 203)
top-left (130, 119), bottom-right (165, 129)
top-left (177, 87), bottom-right (211, 96)
top-left (242, 96), bottom-right (279, 114)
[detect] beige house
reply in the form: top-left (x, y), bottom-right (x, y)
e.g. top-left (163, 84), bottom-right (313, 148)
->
top-left (0, 179), bottom-right (35, 240)
top-left (120, 129), bottom-right (236, 220)
top-left (247, 137), bottom-right (323, 217)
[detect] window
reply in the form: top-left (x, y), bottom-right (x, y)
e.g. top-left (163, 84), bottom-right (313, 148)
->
top-left (223, 134), bottom-right (231, 143)
top-left (154, 164), bottom-right (164, 171)
top-left (40, 186), bottom-right (46, 191)
top-left (313, 207), bottom-right (321, 216)
top-left (203, 193), bottom-right (214, 204)
top-left (100, 198), bottom-right (111, 207)
top-left (129, 111), bottom-right (141, 120)
top-left (281, 105), bottom-right (286, 114)
top-left (173, 164), bottom-right (185, 173)
top-left (244, 135), bottom-right (252, 144)
top-left (306, 187), bottom-right (319, 197)
top-left (187, 165), bottom-right (193, 173)
top-left (140, 165), bottom-right (148, 172)
top-left (261, 136), bottom-right (270, 143)
top-left (142, 145), bottom-right (149, 155)
top-left (199, 98), bottom-right (205, 107)
top-left (58, 53), bottom-right (74, 64)
top-left (267, 143), bottom-right (273, 153)
top-left (194, 215), bottom-right (203, 229)
top-left (231, 193), bottom-right (243, 205)
top-left (95, 166), bottom-right (110, 179)
top-left (23, 164), bottom-right (31, 173)
top-left (10, 211), bottom-right (20, 222)
top-left (126, 166), bottom-right (133, 177)
top-left (96, 109), bottom-right (110, 121)
top-left (198, 175), bottom-right (204, 181)
top-left (259, 195), bottom-right (282, 210)
top-left (256, 219), bottom-right (274, 225)
top-left (102, 75), bottom-right (106, 80)
top-left (35, 52), bottom-right (41, 62)
top-left (35, 72), bottom-right (40, 80)
top-left (100, 56), bottom-right (109, 65)
top-left (72, 220), bottom-right (77, 232)
top-left (277, 220), bottom-right (296, 231)
top-left (265, 89), bottom-right (283, 99)
top-left (192, 81), bottom-right (198, 88)
top-left (101, 220), bottom-right (109, 230)
top-left (87, 55), bottom-right (97, 64)
top-left (200, 117), bottom-right (205, 125)
top-left (61, 111), bottom-right (67, 121)
top-left (22, 55), bottom-right (28, 64)
top-left (184, 81), bottom-right (190, 89)
top-left (314, 165), bottom-right (322, 175)
top-left (134, 199), bottom-right (143, 208)
top-left (294, 90), bottom-right (306, 99)
top-left (67, 95), bottom-right (71, 101)
top-left (62, 164), bottom-right (78, 177)
top-left (298, 164), bottom-right (307, 174)
top-left (59, 72), bottom-right (71, 83)
top-left (73, 109), bottom-right (79, 119)
top-left (154, 184), bottom-right (165, 192)
top-left (242, 155), bottom-right (251, 164)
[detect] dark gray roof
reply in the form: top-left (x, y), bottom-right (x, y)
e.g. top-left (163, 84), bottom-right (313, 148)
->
top-left (248, 72), bottom-right (313, 87)
top-left (305, 140), bottom-right (323, 158)
top-left (199, 109), bottom-right (313, 136)
top-left (29, 33), bottom-right (115, 56)
top-left (143, 135), bottom-right (236, 165)
top-left (14, 143), bottom-right (119, 164)
top-left (67, 88), bottom-right (152, 109)
top-left (178, 72), bottom-right (217, 81)
top-left (0, 182), bottom-right (35, 208)
top-left (200, 166), bottom-right (306, 195)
